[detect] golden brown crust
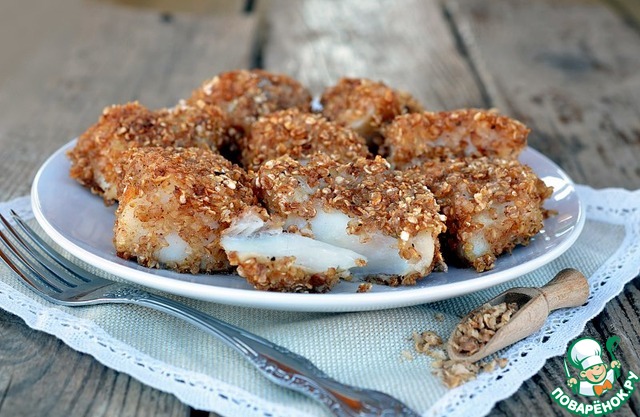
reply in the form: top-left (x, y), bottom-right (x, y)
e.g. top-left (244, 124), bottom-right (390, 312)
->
top-left (255, 154), bottom-right (445, 242)
top-left (415, 157), bottom-right (552, 272)
top-left (67, 67), bottom-right (557, 287)
top-left (67, 101), bottom-right (231, 203)
top-left (381, 109), bottom-right (529, 169)
top-left (241, 108), bottom-right (371, 172)
top-left (226, 252), bottom-right (340, 293)
top-left (320, 78), bottom-right (423, 151)
top-left (114, 147), bottom-right (263, 273)
top-left (187, 69), bottom-right (312, 135)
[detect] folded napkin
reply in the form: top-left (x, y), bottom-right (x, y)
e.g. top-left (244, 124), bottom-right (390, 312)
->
top-left (0, 185), bottom-right (639, 417)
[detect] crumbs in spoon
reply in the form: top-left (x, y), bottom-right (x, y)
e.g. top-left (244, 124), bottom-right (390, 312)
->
top-left (449, 302), bottom-right (519, 356)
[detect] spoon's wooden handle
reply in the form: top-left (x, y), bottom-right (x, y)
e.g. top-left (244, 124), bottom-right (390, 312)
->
top-left (540, 268), bottom-right (589, 311)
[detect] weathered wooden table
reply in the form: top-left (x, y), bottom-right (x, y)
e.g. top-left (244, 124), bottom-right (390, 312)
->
top-left (1, 0), bottom-right (639, 415)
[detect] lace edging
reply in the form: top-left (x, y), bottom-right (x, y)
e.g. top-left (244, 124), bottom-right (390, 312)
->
top-left (2, 188), bottom-right (639, 417)
top-left (428, 186), bottom-right (640, 417)
top-left (0, 196), bottom-right (316, 417)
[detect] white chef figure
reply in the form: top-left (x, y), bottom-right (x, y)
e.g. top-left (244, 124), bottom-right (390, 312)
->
top-left (566, 337), bottom-right (620, 397)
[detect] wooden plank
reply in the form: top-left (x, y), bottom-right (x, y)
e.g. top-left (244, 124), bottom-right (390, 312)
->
top-left (446, 0), bottom-right (640, 190)
top-left (0, 0), bottom-right (75, 90)
top-left (105, 0), bottom-right (247, 15)
top-left (606, 0), bottom-right (640, 32)
top-left (444, 0), bottom-right (640, 415)
top-left (0, 310), bottom-right (189, 417)
top-left (0, 1), bottom-right (256, 416)
top-left (262, 4), bottom-right (636, 416)
top-left (262, 0), bottom-right (487, 110)
top-left (491, 304), bottom-right (640, 416)
top-left (0, 0), bottom-right (256, 201)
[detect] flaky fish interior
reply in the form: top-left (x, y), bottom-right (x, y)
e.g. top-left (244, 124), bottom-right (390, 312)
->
top-left (255, 154), bottom-right (447, 285)
top-left (221, 209), bottom-right (367, 292)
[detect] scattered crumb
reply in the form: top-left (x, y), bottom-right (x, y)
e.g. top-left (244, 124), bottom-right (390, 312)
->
top-left (357, 282), bottom-right (373, 293)
top-left (411, 331), bottom-right (447, 361)
top-left (496, 357), bottom-right (508, 368)
top-left (411, 329), bottom-right (510, 388)
top-left (401, 350), bottom-right (415, 361)
top-left (413, 331), bottom-right (443, 352)
top-left (449, 302), bottom-right (519, 356)
top-left (432, 359), bottom-right (480, 388)
top-left (434, 312), bottom-right (445, 322)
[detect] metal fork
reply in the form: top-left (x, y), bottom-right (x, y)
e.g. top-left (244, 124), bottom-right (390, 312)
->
top-left (0, 211), bottom-right (419, 417)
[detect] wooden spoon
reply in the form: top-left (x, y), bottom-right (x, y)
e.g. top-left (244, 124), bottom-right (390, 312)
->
top-left (446, 268), bottom-right (589, 362)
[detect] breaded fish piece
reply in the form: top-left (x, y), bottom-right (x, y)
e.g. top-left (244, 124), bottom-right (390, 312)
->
top-left (254, 154), bottom-right (447, 285)
top-left (114, 147), bottom-right (258, 273)
top-left (241, 108), bottom-right (371, 172)
top-left (381, 109), bottom-right (529, 169)
top-left (115, 147), bottom-right (365, 292)
top-left (320, 77), bottom-right (423, 152)
top-left (415, 157), bottom-right (552, 272)
top-left (68, 101), bottom-right (231, 203)
top-left (221, 212), bottom-right (366, 293)
top-left (187, 69), bottom-right (312, 136)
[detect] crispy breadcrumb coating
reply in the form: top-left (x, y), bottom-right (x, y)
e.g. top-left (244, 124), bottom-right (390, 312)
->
top-left (381, 109), bottom-right (529, 169)
top-left (320, 77), bottom-right (423, 152)
top-left (187, 69), bottom-right (312, 136)
top-left (114, 146), bottom-right (262, 273)
top-left (241, 108), bottom-right (371, 172)
top-left (220, 209), bottom-right (365, 293)
top-left (226, 252), bottom-right (341, 293)
top-left (415, 157), bottom-right (552, 272)
top-left (68, 101), bottom-right (231, 203)
top-left (255, 154), bottom-right (446, 284)
top-left (256, 154), bottom-right (442, 242)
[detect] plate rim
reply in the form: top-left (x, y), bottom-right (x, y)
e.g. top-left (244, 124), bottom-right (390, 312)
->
top-left (31, 140), bottom-right (586, 312)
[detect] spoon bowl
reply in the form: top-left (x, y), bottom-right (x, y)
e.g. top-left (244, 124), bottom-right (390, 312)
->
top-left (447, 268), bottom-right (589, 362)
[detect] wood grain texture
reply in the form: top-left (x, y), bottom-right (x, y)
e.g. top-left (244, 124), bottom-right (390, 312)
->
top-left (102, 0), bottom-right (248, 15)
top-left (0, 310), bottom-right (189, 417)
top-left (0, 0), bottom-right (255, 201)
top-left (0, 0), bottom-right (639, 416)
top-left (444, 0), bottom-right (640, 415)
top-left (262, 0), bottom-right (486, 109)
top-left (446, 0), bottom-right (640, 189)
top-left (491, 290), bottom-right (640, 417)
top-left (0, 1), bottom-right (253, 416)
top-left (606, 0), bottom-right (640, 32)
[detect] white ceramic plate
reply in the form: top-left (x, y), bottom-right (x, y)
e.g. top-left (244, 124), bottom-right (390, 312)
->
top-left (31, 140), bottom-right (585, 312)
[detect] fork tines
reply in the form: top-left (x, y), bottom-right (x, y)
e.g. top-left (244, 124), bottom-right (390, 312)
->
top-left (0, 212), bottom-right (86, 297)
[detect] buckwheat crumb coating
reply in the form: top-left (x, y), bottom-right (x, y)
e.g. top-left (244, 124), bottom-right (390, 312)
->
top-left (255, 154), bottom-right (447, 285)
top-left (226, 253), bottom-right (342, 293)
top-left (187, 69), bottom-right (312, 136)
top-left (114, 146), bottom-right (261, 274)
top-left (241, 108), bottom-right (371, 172)
top-left (415, 157), bottom-right (553, 272)
top-left (320, 78), bottom-right (424, 152)
top-left (68, 101), bottom-right (231, 203)
top-left (381, 109), bottom-right (529, 169)
top-left (220, 210), bottom-right (367, 293)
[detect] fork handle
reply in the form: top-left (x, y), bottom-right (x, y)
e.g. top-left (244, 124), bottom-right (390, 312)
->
top-left (130, 292), bottom-right (417, 417)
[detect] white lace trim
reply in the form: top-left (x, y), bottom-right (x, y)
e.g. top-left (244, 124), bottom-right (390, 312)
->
top-left (0, 196), bottom-right (312, 417)
top-left (429, 186), bottom-right (640, 417)
top-left (1, 186), bottom-right (639, 417)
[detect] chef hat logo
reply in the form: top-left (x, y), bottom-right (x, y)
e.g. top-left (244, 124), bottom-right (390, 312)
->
top-left (567, 337), bottom-right (604, 371)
